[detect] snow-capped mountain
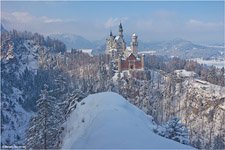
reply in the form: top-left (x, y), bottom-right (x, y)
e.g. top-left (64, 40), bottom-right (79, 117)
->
top-left (50, 33), bottom-right (224, 59)
top-left (49, 33), bottom-right (95, 50)
top-left (62, 92), bottom-right (193, 149)
top-left (138, 38), bottom-right (224, 59)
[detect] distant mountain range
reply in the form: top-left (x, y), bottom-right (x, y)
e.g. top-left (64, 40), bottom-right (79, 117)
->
top-left (2, 23), bottom-right (224, 59)
top-left (50, 34), bottom-right (95, 50)
top-left (50, 33), bottom-right (224, 59)
top-left (139, 38), bottom-right (225, 59)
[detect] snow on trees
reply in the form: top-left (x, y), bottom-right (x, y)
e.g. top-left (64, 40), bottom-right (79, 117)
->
top-left (26, 84), bottom-right (59, 149)
top-left (213, 134), bottom-right (225, 149)
top-left (154, 117), bottom-right (189, 145)
top-left (63, 90), bottom-right (87, 118)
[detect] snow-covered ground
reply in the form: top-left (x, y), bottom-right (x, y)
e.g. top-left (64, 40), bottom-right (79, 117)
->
top-left (174, 69), bottom-right (197, 78)
top-left (78, 49), bottom-right (93, 56)
top-left (190, 58), bottom-right (225, 68)
top-left (1, 87), bottom-right (34, 145)
top-left (62, 92), bottom-right (194, 149)
top-left (193, 79), bottom-right (225, 98)
top-left (1, 40), bottom-right (39, 145)
top-left (138, 50), bottom-right (156, 55)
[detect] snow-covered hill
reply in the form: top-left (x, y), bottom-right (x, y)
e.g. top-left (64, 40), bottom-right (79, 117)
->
top-left (1, 30), bottom-right (66, 146)
top-left (62, 92), bottom-right (193, 149)
top-left (1, 39), bottom-right (39, 145)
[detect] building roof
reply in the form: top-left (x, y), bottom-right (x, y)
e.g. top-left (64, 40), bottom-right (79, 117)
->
top-left (127, 53), bottom-right (137, 60)
top-left (109, 49), bottom-right (117, 52)
top-left (126, 46), bottom-right (131, 51)
top-left (115, 36), bottom-right (121, 41)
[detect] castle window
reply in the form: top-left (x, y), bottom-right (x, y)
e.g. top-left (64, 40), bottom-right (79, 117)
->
top-left (130, 65), bottom-right (134, 69)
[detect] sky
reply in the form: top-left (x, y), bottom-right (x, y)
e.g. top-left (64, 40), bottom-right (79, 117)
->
top-left (1, 1), bottom-right (224, 44)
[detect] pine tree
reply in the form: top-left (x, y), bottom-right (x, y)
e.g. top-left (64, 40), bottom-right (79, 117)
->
top-left (97, 56), bottom-right (108, 92)
top-left (219, 67), bottom-right (225, 86)
top-left (139, 81), bottom-right (151, 114)
top-left (54, 74), bottom-right (67, 97)
top-left (213, 134), bottom-right (225, 149)
top-left (64, 89), bottom-right (86, 118)
top-left (26, 84), bottom-right (58, 149)
top-left (25, 117), bottom-right (41, 149)
top-left (155, 117), bottom-right (189, 145)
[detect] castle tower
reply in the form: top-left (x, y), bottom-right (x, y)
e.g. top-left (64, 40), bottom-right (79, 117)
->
top-left (118, 23), bottom-right (123, 37)
top-left (109, 30), bottom-right (114, 42)
top-left (106, 30), bottom-right (115, 56)
top-left (131, 33), bottom-right (138, 56)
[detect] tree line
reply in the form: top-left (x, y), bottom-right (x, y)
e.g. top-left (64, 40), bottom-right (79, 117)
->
top-left (145, 55), bottom-right (224, 86)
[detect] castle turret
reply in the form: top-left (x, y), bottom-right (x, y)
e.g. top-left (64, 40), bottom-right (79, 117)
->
top-left (106, 30), bottom-right (115, 56)
top-left (118, 23), bottom-right (123, 37)
top-left (131, 33), bottom-right (138, 56)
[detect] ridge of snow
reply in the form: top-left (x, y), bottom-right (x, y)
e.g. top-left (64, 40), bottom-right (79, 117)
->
top-left (62, 92), bottom-right (194, 149)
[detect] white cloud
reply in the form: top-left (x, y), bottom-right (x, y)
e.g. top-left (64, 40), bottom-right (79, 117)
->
top-left (11, 12), bottom-right (35, 23)
top-left (1, 11), bottom-right (64, 32)
top-left (104, 17), bottom-right (128, 28)
top-left (1, 11), bottom-right (223, 43)
top-left (40, 16), bottom-right (63, 23)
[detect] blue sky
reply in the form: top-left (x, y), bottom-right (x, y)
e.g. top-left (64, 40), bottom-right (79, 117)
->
top-left (1, 1), bottom-right (224, 44)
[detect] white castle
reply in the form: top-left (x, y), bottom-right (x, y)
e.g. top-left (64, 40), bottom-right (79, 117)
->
top-left (105, 23), bottom-right (144, 72)
top-left (106, 23), bottom-right (138, 59)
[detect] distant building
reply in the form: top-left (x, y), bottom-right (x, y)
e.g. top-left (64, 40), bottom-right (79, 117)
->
top-left (174, 69), bottom-right (198, 78)
top-left (106, 23), bottom-right (144, 72)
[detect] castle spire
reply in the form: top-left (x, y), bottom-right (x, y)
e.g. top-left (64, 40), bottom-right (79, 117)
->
top-left (110, 30), bottom-right (113, 36)
top-left (119, 22), bottom-right (123, 37)
top-left (119, 22), bottom-right (123, 32)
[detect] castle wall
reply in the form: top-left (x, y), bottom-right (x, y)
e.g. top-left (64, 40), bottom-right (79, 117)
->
top-left (120, 56), bottom-right (143, 71)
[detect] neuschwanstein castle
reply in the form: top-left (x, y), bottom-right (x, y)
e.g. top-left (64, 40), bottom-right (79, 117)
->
top-left (106, 23), bottom-right (144, 72)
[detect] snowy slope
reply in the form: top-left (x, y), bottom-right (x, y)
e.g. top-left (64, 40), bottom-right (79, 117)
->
top-left (1, 87), bottom-right (34, 145)
top-left (62, 92), bottom-right (193, 149)
top-left (1, 38), bottom-right (41, 145)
